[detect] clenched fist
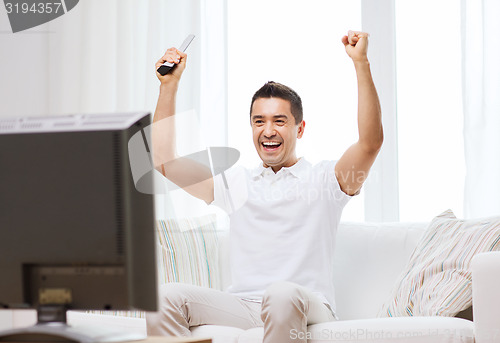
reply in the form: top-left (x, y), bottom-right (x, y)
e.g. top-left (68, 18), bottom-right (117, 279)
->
top-left (342, 30), bottom-right (369, 62)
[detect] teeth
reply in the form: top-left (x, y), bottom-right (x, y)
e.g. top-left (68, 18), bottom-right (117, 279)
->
top-left (263, 142), bottom-right (280, 146)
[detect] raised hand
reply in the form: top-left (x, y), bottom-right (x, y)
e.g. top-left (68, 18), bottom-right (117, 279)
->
top-left (155, 47), bottom-right (188, 84)
top-left (342, 30), bottom-right (369, 62)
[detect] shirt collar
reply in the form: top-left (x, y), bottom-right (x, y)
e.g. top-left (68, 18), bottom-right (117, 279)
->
top-left (251, 157), bottom-right (310, 179)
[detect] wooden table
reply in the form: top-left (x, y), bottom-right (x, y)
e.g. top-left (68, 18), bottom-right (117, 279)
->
top-left (127, 337), bottom-right (211, 343)
top-left (0, 337), bottom-right (211, 343)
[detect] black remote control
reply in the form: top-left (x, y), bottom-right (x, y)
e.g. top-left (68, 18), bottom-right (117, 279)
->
top-left (157, 34), bottom-right (195, 75)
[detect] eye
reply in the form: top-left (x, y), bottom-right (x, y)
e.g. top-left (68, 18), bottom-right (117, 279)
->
top-left (254, 120), bottom-right (264, 125)
top-left (276, 120), bottom-right (285, 125)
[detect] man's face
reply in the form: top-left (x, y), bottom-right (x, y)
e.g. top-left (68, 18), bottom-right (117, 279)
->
top-left (250, 97), bottom-right (305, 172)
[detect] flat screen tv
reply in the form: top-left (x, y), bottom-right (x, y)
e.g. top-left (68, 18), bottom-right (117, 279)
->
top-left (0, 112), bottom-right (157, 342)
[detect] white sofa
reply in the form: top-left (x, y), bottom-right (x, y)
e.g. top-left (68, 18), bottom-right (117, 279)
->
top-left (3, 221), bottom-right (500, 343)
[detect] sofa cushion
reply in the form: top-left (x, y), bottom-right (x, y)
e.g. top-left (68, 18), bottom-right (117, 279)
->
top-left (192, 317), bottom-right (473, 343)
top-left (332, 222), bottom-right (427, 320)
top-left (379, 210), bottom-right (500, 317)
top-left (156, 214), bottom-right (222, 289)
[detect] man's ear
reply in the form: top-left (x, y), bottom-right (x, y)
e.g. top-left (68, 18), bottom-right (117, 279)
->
top-left (297, 120), bottom-right (305, 139)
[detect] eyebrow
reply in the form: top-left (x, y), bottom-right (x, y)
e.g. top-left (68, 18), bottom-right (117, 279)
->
top-left (251, 114), bottom-right (289, 120)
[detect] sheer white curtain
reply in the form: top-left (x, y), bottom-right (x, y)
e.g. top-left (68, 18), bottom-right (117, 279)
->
top-left (462, 0), bottom-right (500, 218)
top-left (45, 0), bottom-right (227, 219)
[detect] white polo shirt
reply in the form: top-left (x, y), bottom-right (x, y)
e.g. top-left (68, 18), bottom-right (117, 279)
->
top-left (212, 158), bottom-right (351, 310)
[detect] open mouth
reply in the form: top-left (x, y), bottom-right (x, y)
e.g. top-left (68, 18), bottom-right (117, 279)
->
top-left (261, 141), bottom-right (282, 151)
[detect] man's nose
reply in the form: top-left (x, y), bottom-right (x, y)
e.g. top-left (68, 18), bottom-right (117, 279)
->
top-left (263, 122), bottom-right (276, 137)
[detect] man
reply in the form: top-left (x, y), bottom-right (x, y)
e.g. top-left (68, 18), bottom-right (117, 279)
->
top-left (147, 30), bottom-right (383, 343)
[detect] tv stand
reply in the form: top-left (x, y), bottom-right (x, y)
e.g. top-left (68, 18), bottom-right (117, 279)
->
top-left (0, 306), bottom-right (146, 343)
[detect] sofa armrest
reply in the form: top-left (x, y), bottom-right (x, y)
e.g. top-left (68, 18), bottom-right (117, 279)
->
top-left (472, 251), bottom-right (500, 343)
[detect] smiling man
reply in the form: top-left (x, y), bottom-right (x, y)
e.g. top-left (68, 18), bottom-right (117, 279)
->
top-left (251, 87), bottom-right (304, 171)
top-left (147, 30), bottom-right (383, 343)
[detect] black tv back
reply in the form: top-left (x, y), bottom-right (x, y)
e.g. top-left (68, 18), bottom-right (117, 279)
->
top-left (0, 112), bottom-right (157, 339)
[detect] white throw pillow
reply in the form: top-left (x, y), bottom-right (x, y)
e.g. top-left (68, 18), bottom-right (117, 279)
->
top-left (379, 209), bottom-right (500, 317)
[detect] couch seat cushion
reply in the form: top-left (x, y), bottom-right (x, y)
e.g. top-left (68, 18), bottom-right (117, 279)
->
top-left (191, 317), bottom-right (473, 343)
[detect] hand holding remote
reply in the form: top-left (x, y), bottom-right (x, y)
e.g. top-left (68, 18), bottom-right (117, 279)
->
top-left (156, 34), bottom-right (195, 84)
top-left (155, 47), bottom-right (187, 84)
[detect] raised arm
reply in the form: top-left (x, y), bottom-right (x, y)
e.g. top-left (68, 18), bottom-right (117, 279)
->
top-left (334, 30), bottom-right (383, 196)
top-left (153, 48), bottom-right (214, 204)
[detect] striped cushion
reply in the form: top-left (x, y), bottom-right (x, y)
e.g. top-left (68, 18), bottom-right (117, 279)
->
top-left (379, 209), bottom-right (500, 317)
top-left (156, 214), bottom-right (221, 289)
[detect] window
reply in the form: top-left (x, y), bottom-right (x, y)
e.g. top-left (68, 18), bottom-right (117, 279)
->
top-left (227, 0), bottom-right (466, 222)
top-left (395, 0), bottom-right (465, 221)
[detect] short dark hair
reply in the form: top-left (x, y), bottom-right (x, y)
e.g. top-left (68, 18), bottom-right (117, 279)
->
top-left (250, 81), bottom-right (303, 125)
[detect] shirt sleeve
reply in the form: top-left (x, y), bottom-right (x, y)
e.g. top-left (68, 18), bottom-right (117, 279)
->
top-left (321, 160), bottom-right (354, 209)
top-left (210, 165), bottom-right (247, 214)
top-left (211, 172), bottom-right (231, 213)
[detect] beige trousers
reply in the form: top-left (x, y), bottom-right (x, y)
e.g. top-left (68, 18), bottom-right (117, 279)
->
top-left (146, 281), bottom-right (336, 343)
